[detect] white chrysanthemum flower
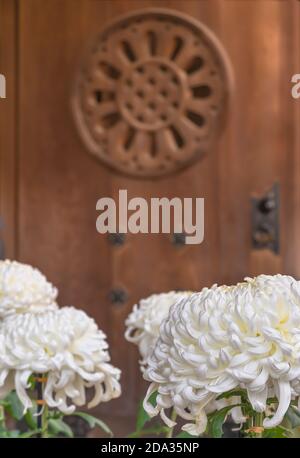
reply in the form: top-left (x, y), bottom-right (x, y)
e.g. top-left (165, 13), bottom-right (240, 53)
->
top-left (0, 260), bottom-right (58, 318)
top-left (126, 290), bottom-right (242, 428)
top-left (125, 291), bottom-right (192, 368)
top-left (0, 306), bottom-right (121, 413)
top-left (143, 275), bottom-right (300, 435)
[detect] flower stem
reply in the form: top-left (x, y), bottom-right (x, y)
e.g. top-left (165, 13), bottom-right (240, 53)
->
top-left (166, 409), bottom-right (177, 438)
top-left (254, 412), bottom-right (264, 438)
top-left (0, 405), bottom-right (6, 431)
top-left (41, 404), bottom-right (49, 438)
top-left (242, 402), bottom-right (264, 438)
top-left (243, 411), bottom-right (264, 438)
top-left (36, 373), bottom-right (48, 438)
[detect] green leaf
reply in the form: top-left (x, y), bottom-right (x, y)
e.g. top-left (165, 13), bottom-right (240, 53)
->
top-left (27, 375), bottom-right (36, 390)
top-left (0, 429), bottom-right (20, 438)
top-left (176, 431), bottom-right (195, 438)
top-left (262, 426), bottom-right (288, 438)
top-left (48, 418), bottom-right (74, 438)
top-left (5, 392), bottom-right (24, 421)
top-left (24, 407), bottom-right (38, 430)
top-left (48, 410), bottom-right (63, 420)
top-left (0, 405), bottom-right (5, 430)
top-left (266, 397), bottom-right (278, 405)
top-left (216, 389), bottom-right (246, 401)
top-left (71, 412), bottom-right (112, 437)
top-left (208, 405), bottom-right (239, 438)
top-left (18, 429), bottom-right (41, 438)
top-left (136, 391), bottom-right (157, 431)
top-left (285, 405), bottom-right (300, 428)
top-left (128, 425), bottom-right (169, 438)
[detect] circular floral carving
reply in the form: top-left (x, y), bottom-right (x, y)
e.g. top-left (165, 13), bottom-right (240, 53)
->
top-left (72, 8), bottom-right (233, 177)
top-left (118, 58), bottom-right (184, 131)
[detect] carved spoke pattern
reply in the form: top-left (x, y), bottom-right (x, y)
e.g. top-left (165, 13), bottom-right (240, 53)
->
top-left (72, 9), bottom-right (232, 177)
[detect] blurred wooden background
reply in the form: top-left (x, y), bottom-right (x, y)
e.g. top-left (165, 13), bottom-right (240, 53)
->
top-left (1, 0), bottom-right (300, 436)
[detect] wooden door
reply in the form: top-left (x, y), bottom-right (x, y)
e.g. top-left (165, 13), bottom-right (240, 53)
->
top-left (1, 0), bottom-right (300, 436)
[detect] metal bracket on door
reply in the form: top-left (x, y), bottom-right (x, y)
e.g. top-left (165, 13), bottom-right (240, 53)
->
top-left (108, 233), bottom-right (126, 246)
top-left (171, 233), bottom-right (186, 247)
top-left (251, 183), bottom-right (280, 254)
top-left (108, 287), bottom-right (128, 305)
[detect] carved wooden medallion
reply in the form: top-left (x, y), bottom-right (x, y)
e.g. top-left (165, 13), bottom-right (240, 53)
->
top-left (71, 8), bottom-right (233, 177)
